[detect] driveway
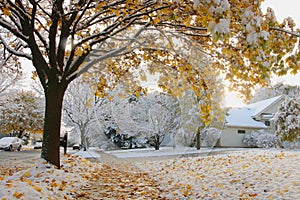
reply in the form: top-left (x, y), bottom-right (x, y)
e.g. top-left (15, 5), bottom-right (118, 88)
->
top-left (0, 148), bottom-right (69, 179)
top-left (0, 149), bottom-right (40, 163)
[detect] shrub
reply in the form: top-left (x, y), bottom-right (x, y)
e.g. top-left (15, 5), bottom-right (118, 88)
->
top-left (256, 133), bottom-right (281, 148)
top-left (243, 130), bottom-right (281, 148)
top-left (242, 130), bottom-right (264, 147)
top-left (200, 128), bottom-right (221, 148)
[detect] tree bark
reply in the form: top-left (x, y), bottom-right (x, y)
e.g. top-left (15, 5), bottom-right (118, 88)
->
top-left (155, 135), bottom-right (160, 150)
top-left (80, 126), bottom-right (88, 151)
top-left (196, 127), bottom-right (201, 150)
top-left (41, 81), bottom-right (67, 167)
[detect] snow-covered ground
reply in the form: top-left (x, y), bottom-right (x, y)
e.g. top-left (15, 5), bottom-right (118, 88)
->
top-left (105, 146), bottom-right (249, 159)
top-left (135, 149), bottom-right (300, 199)
top-left (0, 148), bottom-right (299, 199)
top-left (0, 150), bottom-right (102, 200)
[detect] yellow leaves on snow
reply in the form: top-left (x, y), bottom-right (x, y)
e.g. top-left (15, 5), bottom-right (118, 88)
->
top-left (5, 179), bottom-right (13, 188)
top-left (33, 185), bottom-right (42, 192)
top-left (23, 171), bottom-right (31, 178)
top-left (13, 191), bottom-right (24, 199)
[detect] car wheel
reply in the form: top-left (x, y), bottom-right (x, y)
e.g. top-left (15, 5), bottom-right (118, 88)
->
top-left (17, 145), bottom-right (22, 151)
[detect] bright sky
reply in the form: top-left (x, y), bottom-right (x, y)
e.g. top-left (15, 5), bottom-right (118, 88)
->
top-left (225, 0), bottom-right (300, 107)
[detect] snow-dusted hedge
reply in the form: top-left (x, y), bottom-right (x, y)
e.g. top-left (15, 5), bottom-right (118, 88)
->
top-left (242, 130), bottom-right (264, 147)
top-left (256, 133), bottom-right (281, 148)
top-left (242, 130), bottom-right (281, 148)
top-left (200, 128), bottom-right (221, 148)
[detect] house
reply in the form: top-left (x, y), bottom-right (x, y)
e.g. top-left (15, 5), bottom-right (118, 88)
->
top-left (220, 95), bottom-right (283, 147)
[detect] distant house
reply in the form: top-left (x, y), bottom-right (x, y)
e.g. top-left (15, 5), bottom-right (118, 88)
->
top-left (220, 95), bottom-right (283, 147)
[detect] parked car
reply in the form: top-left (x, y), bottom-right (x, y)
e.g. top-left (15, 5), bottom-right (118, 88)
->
top-left (0, 137), bottom-right (22, 151)
top-left (72, 144), bottom-right (81, 150)
top-left (33, 141), bottom-right (43, 149)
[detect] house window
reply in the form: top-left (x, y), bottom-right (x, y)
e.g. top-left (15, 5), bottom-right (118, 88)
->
top-left (237, 130), bottom-right (246, 134)
top-left (265, 121), bottom-right (271, 126)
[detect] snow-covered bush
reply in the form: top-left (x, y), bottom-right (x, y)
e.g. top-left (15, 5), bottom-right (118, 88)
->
top-left (242, 130), bottom-right (265, 147)
top-left (256, 133), bottom-right (281, 148)
top-left (200, 128), bottom-right (221, 148)
top-left (243, 130), bottom-right (281, 148)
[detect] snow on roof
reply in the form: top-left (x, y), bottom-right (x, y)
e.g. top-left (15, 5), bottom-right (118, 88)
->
top-left (225, 107), bottom-right (267, 128)
top-left (246, 95), bottom-right (282, 117)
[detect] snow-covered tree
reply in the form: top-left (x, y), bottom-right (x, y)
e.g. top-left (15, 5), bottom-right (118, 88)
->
top-left (274, 97), bottom-right (300, 145)
top-left (0, 90), bottom-right (44, 137)
top-left (119, 92), bottom-right (180, 150)
top-left (250, 83), bottom-right (300, 103)
top-left (0, 30), bottom-right (23, 94)
top-left (63, 79), bottom-right (108, 150)
top-left (0, 67), bottom-right (22, 94)
top-left (176, 90), bottom-right (201, 147)
top-left (176, 86), bottom-right (225, 148)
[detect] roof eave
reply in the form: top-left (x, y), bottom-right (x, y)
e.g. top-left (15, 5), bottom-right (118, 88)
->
top-left (251, 96), bottom-right (283, 118)
top-left (226, 124), bottom-right (267, 129)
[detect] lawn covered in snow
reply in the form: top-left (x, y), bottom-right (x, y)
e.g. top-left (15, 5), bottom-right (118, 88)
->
top-left (135, 149), bottom-right (300, 199)
top-left (0, 148), bottom-right (299, 199)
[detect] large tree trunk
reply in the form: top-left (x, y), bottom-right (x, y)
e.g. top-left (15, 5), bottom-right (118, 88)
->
top-left (80, 127), bottom-right (88, 151)
top-left (41, 81), bottom-right (67, 167)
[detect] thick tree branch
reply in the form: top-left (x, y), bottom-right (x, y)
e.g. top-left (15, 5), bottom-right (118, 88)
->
top-left (0, 36), bottom-right (32, 59)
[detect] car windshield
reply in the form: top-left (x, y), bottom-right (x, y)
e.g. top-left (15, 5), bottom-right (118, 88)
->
top-left (0, 137), bottom-right (15, 143)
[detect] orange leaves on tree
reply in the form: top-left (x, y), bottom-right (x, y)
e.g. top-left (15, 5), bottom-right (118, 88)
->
top-left (74, 48), bottom-right (83, 56)
top-left (1, 6), bottom-right (11, 16)
top-left (95, 2), bottom-right (105, 10)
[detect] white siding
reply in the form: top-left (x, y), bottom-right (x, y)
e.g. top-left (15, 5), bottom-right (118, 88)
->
top-left (220, 127), bottom-right (263, 147)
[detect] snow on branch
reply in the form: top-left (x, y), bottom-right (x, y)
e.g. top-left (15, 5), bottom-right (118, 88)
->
top-left (0, 36), bottom-right (31, 60)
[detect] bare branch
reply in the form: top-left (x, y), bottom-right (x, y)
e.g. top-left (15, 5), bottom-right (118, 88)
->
top-left (69, 24), bottom-right (149, 79)
top-left (270, 27), bottom-right (300, 38)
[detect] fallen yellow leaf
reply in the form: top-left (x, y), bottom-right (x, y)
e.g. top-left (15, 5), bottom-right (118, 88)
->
top-left (186, 184), bottom-right (192, 190)
top-left (33, 185), bottom-right (42, 192)
top-left (23, 171), bottom-right (30, 178)
top-left (183, 189), bottom-right (189, 197)
top-left (13, 191), bottom-right (24, 199)
top-left (25, 179), bottom-right (33, 185)
top-left (51, 181), bottom-right (59, 188)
